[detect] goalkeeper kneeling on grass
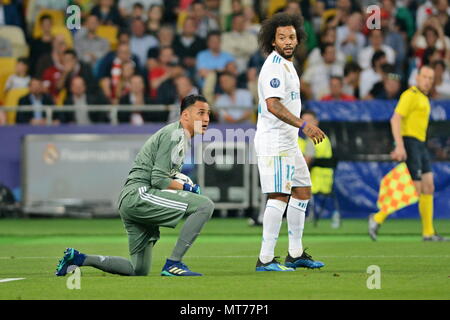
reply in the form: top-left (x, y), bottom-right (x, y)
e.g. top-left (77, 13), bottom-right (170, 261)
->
top-left (56, 95), bottom-right (214, 277)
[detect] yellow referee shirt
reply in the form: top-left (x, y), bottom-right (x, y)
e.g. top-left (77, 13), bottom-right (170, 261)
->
top-left (394, 86), bottom-right (430, 142)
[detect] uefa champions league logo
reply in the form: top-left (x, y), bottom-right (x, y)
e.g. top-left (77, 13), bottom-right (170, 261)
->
top-left (270, 78), bottom-right (280, 88)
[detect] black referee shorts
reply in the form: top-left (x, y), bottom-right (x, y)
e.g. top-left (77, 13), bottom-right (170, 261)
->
top-left (403, 136), bottom-right (432, 181)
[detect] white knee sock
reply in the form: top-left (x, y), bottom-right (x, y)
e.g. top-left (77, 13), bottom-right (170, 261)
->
top-left (259, 199), bottom-right (287, 263)
top-left (287, 198), bottom-right (308, 258)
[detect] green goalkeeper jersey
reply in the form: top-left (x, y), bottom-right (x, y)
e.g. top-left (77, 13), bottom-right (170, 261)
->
top-left (119, 121), bottom-right (188, 202)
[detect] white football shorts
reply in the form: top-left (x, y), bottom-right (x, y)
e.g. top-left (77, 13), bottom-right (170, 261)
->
top-left (257, 149), bottom-right (311, 194)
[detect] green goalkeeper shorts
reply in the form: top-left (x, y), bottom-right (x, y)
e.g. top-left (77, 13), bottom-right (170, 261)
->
top-left (118, 185), bottom-right (212, 255)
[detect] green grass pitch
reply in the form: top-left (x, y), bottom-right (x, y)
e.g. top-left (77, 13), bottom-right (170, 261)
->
top-left (0, 217), bottom-right (449, 300)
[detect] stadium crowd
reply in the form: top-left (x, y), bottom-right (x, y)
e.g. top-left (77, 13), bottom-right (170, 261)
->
top-left (0, 0), bottom-right (449, 126)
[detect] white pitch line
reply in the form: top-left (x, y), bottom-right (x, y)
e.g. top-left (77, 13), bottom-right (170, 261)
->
top-left (1, 255), bottom-right (450, 260)
top-left (189, 255), bottom-right (450, 259)
top-left (0, 278), bottom-right (25, 283)
top-left (0, 256), bottom-right (58, 260)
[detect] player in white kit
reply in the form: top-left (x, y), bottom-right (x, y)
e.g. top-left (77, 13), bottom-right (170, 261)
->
top-left (254, 13), bottom-right (326, 271)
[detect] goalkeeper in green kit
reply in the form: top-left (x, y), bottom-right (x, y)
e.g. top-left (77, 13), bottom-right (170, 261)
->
top-left (55, 95), bottom-right (214, 277)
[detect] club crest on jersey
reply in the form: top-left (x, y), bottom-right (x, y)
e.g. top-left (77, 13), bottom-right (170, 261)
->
top-left (270, 78), bottom-right (280, 88)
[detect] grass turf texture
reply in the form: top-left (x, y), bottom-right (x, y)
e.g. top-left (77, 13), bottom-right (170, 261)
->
top-left (0, 218), bottom-right (449, 300)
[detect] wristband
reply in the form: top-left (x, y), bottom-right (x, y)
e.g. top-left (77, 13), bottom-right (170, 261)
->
top-left (300, 121), bottom-right (307, 130)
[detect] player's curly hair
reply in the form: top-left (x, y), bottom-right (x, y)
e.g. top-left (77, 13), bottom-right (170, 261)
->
top-left (258, 12), bottom-right (306, 55)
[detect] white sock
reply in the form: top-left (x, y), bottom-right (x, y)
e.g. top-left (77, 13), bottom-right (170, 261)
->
top-left (287, 198), bottom-right (308, 258)
top-left (259, 199), bottom-right (287, 263)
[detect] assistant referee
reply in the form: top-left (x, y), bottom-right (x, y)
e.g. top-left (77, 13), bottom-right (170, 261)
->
top-left (369, 65), bottom-right (448, 241)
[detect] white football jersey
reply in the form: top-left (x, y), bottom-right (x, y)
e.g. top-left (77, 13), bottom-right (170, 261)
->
top-left (254, 51), bottom-right (301, 156)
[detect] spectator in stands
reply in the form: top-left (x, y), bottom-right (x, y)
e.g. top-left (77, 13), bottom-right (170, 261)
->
top-left (96, 31), bottom-right (141, 77)
top-left (16, 78), bottom-right (57, 125)
top-left (204, 0), bottom-right (221, 20)
top-left (378, 7), bottom-right (407, 75)
top-left (74, 14), bottom-right (111, 68)
top-left (381, 0), bottom-right (415, 39)
top-left (130, 18), bottom-right (159, 69)
top-left (116, 30), bottom-right (132, 47)
top-left (98, 43), bottom-right (141, 104)
top-left (62, 76), bottom-right (110, 125)
top-left (324, 0), bottom-right (361, 29)
top-left (172, 17), bottom-right (206, 76)
top-left (320, 76), bottom-right (357, 101)
top-left (416, 0), bottom-right (438, 31)
top-left (412, 17), bottom-right (450, 66)
top-left (242, 5), bottom-right (261, 36)
top-left (367, 64), bottom-right (402, 100)
top-left (307, 26), bottom-right (346, 67)
top-left (0, 36), bottom-right (11, 56)
top-left (71, 0), bottom-right (94, 19)
top-left (4, 57), bottom-right (30, 92)
top-left (146, 4), bottom-right (164, 36)
top-left (342, 61), bottom-right (361, 99)
top-left (284, 0), bottom-right (317, 53)
top-left (190, 1), bottom-right (220, 39)
top-left (128, 2), bottom-right (146, 23)
top-left (201, 59), bottom-right (244, 105)
top-left (35, 34), bottom-right (67, 79)
top-left (148, 46), bottom-right (177, 100)
top-left (91, 0), bottom-right (123, 27)
top-left (113, 60), bottom-right (137, 102)
top-left (42, 49), bottom-right (96, 101)
top-left (196, 31), bottom-right (235, 88)
top-left (167, 75), bottom-right (200, 123)
top-left (118, 0), bottom-right (163, 18)
top-left (246, 48), bottom-right (266, 103)
top-left (224, 0), bottom-right (244, 32)
top-left (430, 60), bottom-right (450, 100)
top-left (29, 14), bottom-right (53, 76)
top-left (408, 47), bottom-right (442, 87)
top-left (335, 11), bottom-right (365, 62)
top-left (301, 43), bottom-right (344, 100)
top-left (160, 0), bottom-right (179, 24)
top-left (147, 24), bottom-right (176, 68)
top-left (221, 13), bottom-right (258, 75)
top-left (435, 0), bottom-right (450, 37)
top-left (358, 29), bottom-right (395, 70)
top-left (314, 0), bottom-right (338, 17)
top-left (0, 0), bottom-right (23, 28)
top-left (359, 50), bottom-right (387, 99)
top-left (215, 71), bottom-right (253, 124)
top-left (119, 75), bottom-right (156, 124)
top-left (156, 63), bottom-right (186, 105)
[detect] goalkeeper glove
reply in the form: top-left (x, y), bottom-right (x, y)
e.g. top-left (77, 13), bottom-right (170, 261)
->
top-left (183, 183), bottom-right (201, 194)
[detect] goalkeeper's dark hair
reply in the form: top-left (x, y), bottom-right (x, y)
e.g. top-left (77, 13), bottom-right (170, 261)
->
top-left (180, 94), bottom-right (208, 114)
top-left (258, 12), bottom-right (306, 55)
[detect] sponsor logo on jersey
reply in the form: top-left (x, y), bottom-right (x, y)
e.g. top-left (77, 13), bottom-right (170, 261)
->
top-left (290, 91), bottom-right (300, 100)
